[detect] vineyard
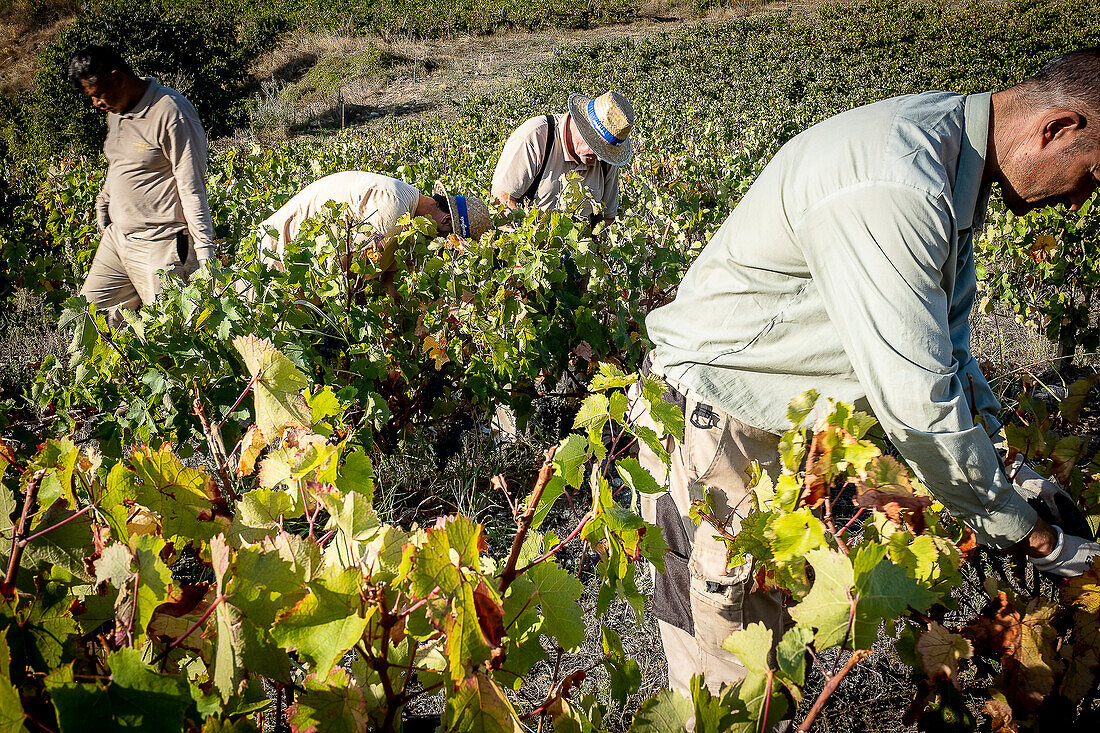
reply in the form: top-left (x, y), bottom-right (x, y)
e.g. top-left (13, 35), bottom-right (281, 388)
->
top-left (3, 0), bottom-right (1100, 730)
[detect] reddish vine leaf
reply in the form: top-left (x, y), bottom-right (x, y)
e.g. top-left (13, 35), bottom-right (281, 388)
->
top-left (964, 591), bottom-right (1022, 658)
top-left (1002, 600), bottom-right (1061, 715)
top-left (854, 489), bottom-right (932, 534)
top-left (472, 580), bottom-right (505, 649)
top-left (915, 621), bottom-right (972, 687)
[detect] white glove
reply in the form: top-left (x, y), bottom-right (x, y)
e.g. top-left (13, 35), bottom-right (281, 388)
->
top-left (1029, 524), bottom-right (1100, 578)
top-left (1010, 459), bottom-right (1072, 515)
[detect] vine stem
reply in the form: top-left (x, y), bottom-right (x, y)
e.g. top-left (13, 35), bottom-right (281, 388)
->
top-left (21, 503), bottom-right (95, 545)
top-left (795, 649), bottom-right (870, 732)
top-left (515, 510), bottom-right (593, 576)
top-left (498, 445), bottom-right (557, 594)
top-left (218, 372), bottom-right (261, 431)
top-left (1, 469), bottom-right (46, 597)
top-left (154, 594), bottom-right (225, 664)
top-left (192, 382), bottom-right (237, 503)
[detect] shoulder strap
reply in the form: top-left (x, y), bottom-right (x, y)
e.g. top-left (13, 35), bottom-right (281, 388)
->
top-left (520, 114), bottom-right (555, 204)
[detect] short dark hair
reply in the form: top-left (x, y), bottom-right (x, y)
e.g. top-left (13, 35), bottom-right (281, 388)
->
top-left (431, 193), bottom-right (450, 212)
top-left (67, 45), bottom-right (135, 93)
top-left (1016, 47), bottom-right (1100, 138)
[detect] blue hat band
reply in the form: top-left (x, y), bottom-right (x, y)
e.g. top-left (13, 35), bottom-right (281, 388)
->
top-left (587, 99), bottom-right (625, 146)
top-left (455, 196), bottom-right (470, 238)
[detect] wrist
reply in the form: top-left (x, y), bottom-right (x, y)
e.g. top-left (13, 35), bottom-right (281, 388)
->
top-left (1022, 517), bottom-right (1059, 557)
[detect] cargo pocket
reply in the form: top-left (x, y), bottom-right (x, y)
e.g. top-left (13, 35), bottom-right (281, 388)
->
top-left (689, 573), bottom-right (748, 659)
top-left (651, 493), bottom-right (693, 635)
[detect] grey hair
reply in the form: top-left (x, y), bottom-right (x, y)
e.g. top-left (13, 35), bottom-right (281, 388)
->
top-left (1015, 47), bottom-right (1100, 139)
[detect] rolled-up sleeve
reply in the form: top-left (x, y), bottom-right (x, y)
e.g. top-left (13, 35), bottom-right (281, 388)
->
top-left (797, 183), bottom-right (1036, 548)
top-left (164, 114), bottom-right (216, 262)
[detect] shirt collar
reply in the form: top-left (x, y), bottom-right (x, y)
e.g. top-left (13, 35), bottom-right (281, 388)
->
top-left (119, 77), bottom-right (160, 120)
top-left (956, 91), bottom-right (991, 231)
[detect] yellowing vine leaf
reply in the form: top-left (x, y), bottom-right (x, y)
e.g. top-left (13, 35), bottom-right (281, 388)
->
top-left (232, 335), bottom-right (311, 438)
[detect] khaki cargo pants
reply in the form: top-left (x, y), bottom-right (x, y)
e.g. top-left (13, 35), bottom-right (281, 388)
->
top-left (81, 224), bottom-right (199, 319)
top-left (630, 375), bottom-right (787, 698)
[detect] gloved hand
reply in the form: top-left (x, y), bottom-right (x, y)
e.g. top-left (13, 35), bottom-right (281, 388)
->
top-left (1029, 524), bottom-right (1100, 578)
top-left (1009, 458), bottom-right (1093, 540)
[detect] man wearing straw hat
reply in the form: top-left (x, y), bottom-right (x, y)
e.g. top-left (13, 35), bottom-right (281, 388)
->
top-left (256, 171), bottom-right (493, 275)
top-left (635, 48), bottom-right (1100, 700)
top-left (491, 90), bottom-right (634, 222)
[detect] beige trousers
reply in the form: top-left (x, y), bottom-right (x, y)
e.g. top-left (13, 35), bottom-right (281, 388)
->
top-left (81, 224), bottom-right (198, 315)
top-left (631, 377), bottom-right (787, 697)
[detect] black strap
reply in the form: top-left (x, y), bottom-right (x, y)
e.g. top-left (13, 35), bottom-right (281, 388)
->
top-left (520, 114), bottom-right (555, 204)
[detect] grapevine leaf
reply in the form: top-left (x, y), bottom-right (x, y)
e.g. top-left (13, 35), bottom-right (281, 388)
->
top-left (444, 671), bottom-right (525, 733)
top-left (573, 393), bottom-right (610, 433)
top-left (852, 546), bottom-right (938, 649)
top-left (0, 636), bottom-right (26, 732)
top-left (768, 508), bottom-right (826, 562)
top-left (916, 622), bottom-right (972, 687)
top-left (1003, 599), bottom-right (1060, 714)
top-left (530, 475), bottom-right (566, 531)
top-left (552, 434), bottom-right (589, 490)
top-left (128, 444), bottom-right (227, 544)
top-left (232, 335), bottom-right (312, 437)
top-left (601, 626), bottom-right (641, 699)
top-left (776, 624), bottom-right (814, 687)
top-left (334, 449), bottom-right (374, 503)
top-left (408, 515), bottom-right (485, 600)
top-left (789, 548), bottom-right (854, 649)
top-left (588, 362), bottom-right (637, 391)
top-left (238, 488), bottom-right (297, 528)
top-left (288, 668), bottom-right (368, 733)
top-left (630, 688), bottom-right (691, 732)
top-left (787, 390), bottom-right (819, 428)
top-left (615, 457), bottom-right (663, 494)
top-left (641, 379), bottom-right (684, 443)
top-left (237, 426), bottom-right (267, 478)
top-left (722, 622), bottom-right (774, 676)
top-left (25, 438), bottom-right (79, 518)
top-left (48, 648), bottom-right (192, 733)
top-left (1059, 375), bottom-right (1099, 424)
top-left (445, 582), bottom-right (493, 681)
top-left (271, 566), bottom-right (368, 678)
top-left (964, 590), bottom-right (1022, 658)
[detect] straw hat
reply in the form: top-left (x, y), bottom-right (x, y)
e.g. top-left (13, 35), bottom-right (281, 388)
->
top-left (433, 182), bottom-right (494, 240)
top-left (567, 90), bottom-right (634, 167)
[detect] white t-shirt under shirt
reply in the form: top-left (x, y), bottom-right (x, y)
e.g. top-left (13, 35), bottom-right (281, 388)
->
top-left (257, 171), bottom-right (421, 272)
top-left (491, 114), bottom-right (621, 220)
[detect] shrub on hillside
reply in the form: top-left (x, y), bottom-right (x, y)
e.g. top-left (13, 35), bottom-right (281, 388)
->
top-left (17, 0), bottom-right (282, 156)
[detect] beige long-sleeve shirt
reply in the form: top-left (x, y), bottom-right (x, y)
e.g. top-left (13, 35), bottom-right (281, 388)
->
top-left (491, 114), bottom-right (620, 220)
top-left (96, 78), bottom-right (215, 261)
top-left (257, 171), bottom-right (421, 272)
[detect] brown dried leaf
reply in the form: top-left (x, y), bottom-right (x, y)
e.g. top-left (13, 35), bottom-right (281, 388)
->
top-left (983, 699), bottom-right (1018, 733)
top-left (854, 489), bottom-right (933, 534)
top-left (955, 526), bottom-right (978, 562)
top-left (964, 591), bottom-right (1022, 658)
top-left (237, 425), bottom-right (268, 478)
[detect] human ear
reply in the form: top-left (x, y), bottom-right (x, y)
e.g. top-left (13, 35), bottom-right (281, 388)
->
top-left (1041, 111), bottom-right (1085, 146)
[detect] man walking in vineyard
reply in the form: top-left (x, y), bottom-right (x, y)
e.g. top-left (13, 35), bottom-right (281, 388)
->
top-left (636, 48), bottom-right (1100, 696)
top-left (69, 45), bottom-right (214, 321)
top-left (491, 90), bottom-right (634, 223)
top-left (256, 171), bottom-right (493, 276)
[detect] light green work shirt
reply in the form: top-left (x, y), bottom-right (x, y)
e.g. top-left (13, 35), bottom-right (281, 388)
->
top-left (647, 91), bottom-right (1036, 548)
